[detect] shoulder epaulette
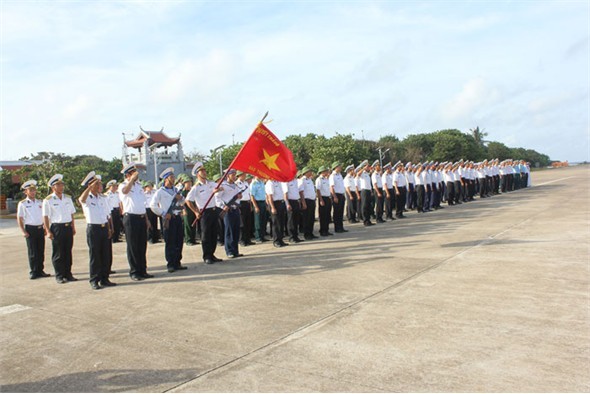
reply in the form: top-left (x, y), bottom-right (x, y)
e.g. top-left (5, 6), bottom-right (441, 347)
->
top-left (20, 198), bottom-right (26, 203)
top-left (45, 195), bottom-right (53, 200)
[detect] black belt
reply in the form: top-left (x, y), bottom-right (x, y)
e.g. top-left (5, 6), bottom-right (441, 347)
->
top-left (25, 225), bottom-right (43, 229)
top-left (52, 222), bottom-right (71, 227)
top-left (125, 213), bottom-right (145, 218)
top-left (88, 223), bottom-right (108, 228)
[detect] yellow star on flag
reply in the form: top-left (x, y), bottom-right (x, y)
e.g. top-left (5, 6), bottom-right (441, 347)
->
top-left (260, 149), bottom-right (281, 172)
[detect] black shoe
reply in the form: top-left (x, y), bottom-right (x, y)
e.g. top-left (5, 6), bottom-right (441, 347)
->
top-left (204, 259), bottom-right (215, 264)
top-left (376, 219), bottom-right (386, 223)
top-left (320, 232), bottom-right (329, 237)
top-left (66, 275), bottom-right (78, 282)
top-left (228, 253), bottom-right (244, 258)
top-left (244, 241), bottom-right (256, 246)
top-left (363, 221), bottom-right (374, 226)
top-left (130, 275), bottom-right (144, 281)
top-left (289, 237), bottom-right (303, 243)
top-left (56, 277), bottom-right (67, 284)
top-left (109, 270), bottom-right (117, 274)
top-left (142, 273), bottom-right (154, 279)
top-left (90, 282), bottom-right (101, 290)
top-left (176, 265), bottom-right (188, 270)
top-left (273, 242), bottom-right (286, 248)
top-left (212, 256), bottom-right (223, 262)
top-left (304, 236), bottom-right (314, 240)
top-left (168, 268), bottom-right (176, 273)
top-left (40, 271), bottom-right (51, 277)
top-left (100, 280), bottom-right (117, 287)
top-left (29, 273), bottom-right (39, 280)
top-left (396, 215), bottom-right (405, 219)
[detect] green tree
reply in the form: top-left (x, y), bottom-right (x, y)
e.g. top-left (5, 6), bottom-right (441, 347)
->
top-left (486, 141), bottom-right (512, 160)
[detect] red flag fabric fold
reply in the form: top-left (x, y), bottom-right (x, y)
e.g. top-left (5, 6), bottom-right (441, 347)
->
top-left (229, 123), bottom-right (297, 182)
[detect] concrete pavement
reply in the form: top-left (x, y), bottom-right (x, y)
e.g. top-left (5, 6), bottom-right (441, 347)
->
top-left (0, 166), bottom-right (588, 392)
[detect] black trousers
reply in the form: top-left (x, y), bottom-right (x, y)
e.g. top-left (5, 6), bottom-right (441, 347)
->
top-left (25, 225), bottom-right (45, 276)
top-left (332, 193), bottom-right (345, 231)
top-left (123, 213), bottom-right (148, 277)
top-left (87, 224), bottom-right (110, 284)
top-left (303, 198), bottom-right (316, 238)
top-left (454, 181), bottom-right (462, 203)
top-left (384, 188), bottom-right (395, 219)
top-left (200, 208), bottom-right (220, 261)
top-left (373, 188), bottom-right (384, 220)
top-left (146, 208), bottom-right (159, 243)
top-left (240, 201), bottom-right (253, 243)
top-left (271, 200), bottom-right (286, 243)
top-left (111, 208), bottom-right (122, 242)
top-left (446, 181), bottom-right (455, 205)
top-left (163, 215), bottom-right (184, 269)
top-left (318, 196), bottom-right (332, 234)
top-left (395, 187), bottom-right (407, 217)
top-left (287, 199), bottom-right (301, 238)
top-left (361, 189), bottom-right (373, 224)
top-left (416, 185), bottom-right (425, 212)
top-left (50, 223), bottom-right (73, 280)
top-left (406, 183), bottom-right (415, 209)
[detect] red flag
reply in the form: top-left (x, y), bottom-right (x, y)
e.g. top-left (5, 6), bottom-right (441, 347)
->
top-left (228, 123), bottom-right (297, 181)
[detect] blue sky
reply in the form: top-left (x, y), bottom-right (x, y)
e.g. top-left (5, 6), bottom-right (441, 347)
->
top-left (1, 0), bottom-right (588, 162)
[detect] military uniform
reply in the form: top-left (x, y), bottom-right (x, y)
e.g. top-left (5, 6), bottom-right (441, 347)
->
top-left (17, 180), bottom-right (48, 279)
top-left (316, 167), bottom-right (333, 236)
top-left (43, 174), bottom-right (77, 283)
top-left (329, 162), bottom-right (347, 232)
top-left (218, 170), bottom-right (243, 258)
top-left (282, 178), bottom-right (303, 242)
top-left (299, 168), bottom-right (317, 240)
top-left (266, 179), bottom-right (287, 247)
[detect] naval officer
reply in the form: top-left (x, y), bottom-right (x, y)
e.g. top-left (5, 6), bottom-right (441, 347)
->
top-left (119, 163), bottom-right (153, 281)
top-left (150, 167), bottom-right (187, 272)
top-left (43, 174), bottom-right (77, 284)
top-left (79, 172), bottom-right (116, 290)
top-left (17, 180), bottom-right (50, 280)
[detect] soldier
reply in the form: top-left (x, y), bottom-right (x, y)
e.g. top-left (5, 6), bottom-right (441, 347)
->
top-left (282, 175), bottom-right (304, 243)
top-left (371, 160), bottom-right (385, 223)
top-left (249, 175), bottom-right (269, 243)
top-left (343, 164), bottom-right (358, 224)
top-left (17, 180), bottom-right (49, 280)
top-left (299, 167), bottom-right (318, 240)
top-left (42, 174), bottom-right (77, 284)
top-left (178, 174), bottom-right (198, 246)
top-left (79, 171), bottom-right (116, 290)
top-left (236, 171), bottom-right (255, 246)
top-left (358, 160), bottom-right (374, 226)
top-left (405, 163), bottom-right (416, 210)
top-left (393, 161), bottom-right (407, 218)
top-left (266, 177), bottom-right (288, 247)
top-left (105, 180), bottom-right (122, 243)
top-left (143, 181), bottom-right (160, 244)
top-left (329, 162), bottom-right (347, 233)
top-left (381, 162), bottom-right (395, 221)
top-left (186, 162), bottom-right (223, 264)
top-left (119, 163), bottom-right (153, 281)
top-left (316, 166), bottom-right (333, 236)
top-left (150, 167), bottom-right (188, 272)
top-left (218, 169), bottom-right (244, 258)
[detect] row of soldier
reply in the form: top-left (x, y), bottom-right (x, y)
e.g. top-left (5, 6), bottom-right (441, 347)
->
top-left (17, 158), bottom-right (531, 290)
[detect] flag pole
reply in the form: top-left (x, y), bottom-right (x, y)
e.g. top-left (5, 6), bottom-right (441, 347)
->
top-left (194, 112), bottom-right (269, 220)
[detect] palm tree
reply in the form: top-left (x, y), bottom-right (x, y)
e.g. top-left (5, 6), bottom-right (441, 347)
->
top-left (470, 126), bottom-right (488, 147)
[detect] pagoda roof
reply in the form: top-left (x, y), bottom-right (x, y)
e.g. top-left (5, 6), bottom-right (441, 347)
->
top-left (125, 127), bottom-right (180, 149)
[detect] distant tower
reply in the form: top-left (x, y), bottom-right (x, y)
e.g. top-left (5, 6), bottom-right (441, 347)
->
top-left (122, 127), bottom-right (187, 184)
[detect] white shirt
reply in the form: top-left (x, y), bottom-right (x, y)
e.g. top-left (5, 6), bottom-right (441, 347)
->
top-left (236, 180), bottom-right (251, 202)
top-left (105, 190), bottom-right (121, 210)
top-left (282, 180), bottom-right (301, 201)
top-left (187, 180), bottom-right (219, 210)
top-left (299, 177), bottom-right (316, 200)
top-left (81, 193), bottom-right (110, 225)
top-left (329, 171), bottom-right (345, 194)
top-left (382, 172), bottom-right (394, 189)
top-left (405, 172), bottom-right (415, 185)
top-left (150, 186), bottom-right (184, 216)
top-left (42, 193), bottom-right (76, 224)
top-left (265, 180), bottom-right (284, 201)
top-left (344, 174), bottom-right (356, 193)
top-left (371, 171), bottom-right (383, 188)
top-left (414, 172), bottom-right (424, 186)
top-left (17, 198), bottom-right (43, 226)
top-left (359, 172), bottom-right (372, 190)
top-left (394, 171), bottom-right (407, 188)
top-left (315, 176), bottom-right (330, 197)
top-left (119, 181), bottom-right (147, 215)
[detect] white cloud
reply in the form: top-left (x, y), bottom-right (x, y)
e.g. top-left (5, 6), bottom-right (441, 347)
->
top-left (441, 77), bottom-right (501, 122)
